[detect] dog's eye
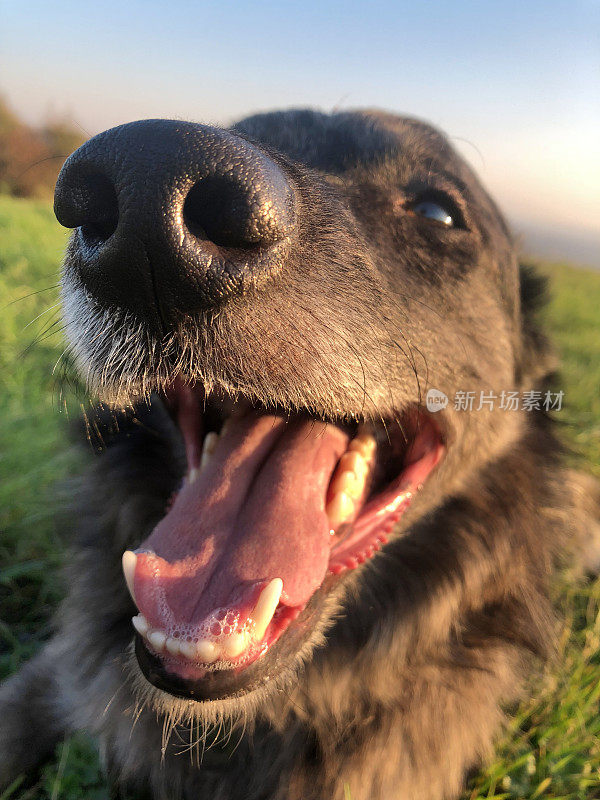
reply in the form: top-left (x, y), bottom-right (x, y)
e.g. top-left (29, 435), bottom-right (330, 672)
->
top-left (410, 200), bottom-right (454, 227)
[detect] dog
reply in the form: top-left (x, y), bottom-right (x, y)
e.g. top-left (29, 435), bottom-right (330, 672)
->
top-left (1, 109), bottom-right (597, 799)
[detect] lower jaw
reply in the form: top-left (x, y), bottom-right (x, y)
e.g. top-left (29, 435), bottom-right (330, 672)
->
top-left (135, 634), bottom-right (262, 701)
top-left (134, 589), bottom-right (329, 702)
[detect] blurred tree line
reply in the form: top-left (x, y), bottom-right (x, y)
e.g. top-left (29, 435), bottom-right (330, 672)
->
top-left (0, 97), bottom-right (87, 199)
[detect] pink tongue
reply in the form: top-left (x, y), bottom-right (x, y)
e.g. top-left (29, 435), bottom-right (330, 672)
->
top-left (133, 411), bottom-right (349, 630)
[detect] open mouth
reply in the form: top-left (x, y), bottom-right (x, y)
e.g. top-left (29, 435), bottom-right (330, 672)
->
top-left (124, 381), bottom-right (445, 697)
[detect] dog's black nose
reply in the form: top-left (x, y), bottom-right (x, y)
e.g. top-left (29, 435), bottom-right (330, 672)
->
top-left (54, 119), bottom-right (296, 325)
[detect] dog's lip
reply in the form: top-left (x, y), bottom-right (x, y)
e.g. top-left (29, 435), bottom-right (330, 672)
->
top-left (129, 383), bottom-right (444, 696)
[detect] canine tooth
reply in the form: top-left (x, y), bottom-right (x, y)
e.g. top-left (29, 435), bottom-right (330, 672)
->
top-left (200, 431), bottom-right (219, 470)
top-left (330, 469), bottom-right (365, 500)
top-left (148, 630), bottom-right (167, 651)
top-left (179, 640), bottom-right (198, 660)
top-left (122, 550), bottom-right (137, 604)
top-left (326, 492), bottom-right (355, 529)
top-left (251, 578), bottom-right (283, 641)
top-left (132, 614), bottom-right (149, 636)
top-left (165, 637), bottom-right (181, 656)
top-left (188, 467), bottom-right (200, 484)
top-left (196, 639), bottom-right (217, 663)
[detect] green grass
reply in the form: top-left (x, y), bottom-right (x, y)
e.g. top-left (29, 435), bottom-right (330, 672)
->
top-left (538, 263), bottom-right (600, 475)
top-left (0, 196), bottom-right (78, 676)
top-left (0, 194), bottom-right (599, 799)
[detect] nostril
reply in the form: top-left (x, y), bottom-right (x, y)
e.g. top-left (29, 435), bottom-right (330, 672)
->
top-left (183, 174), bottom-right (293, 250)
top-left (183, 176), bottom-right (264, 250)
top-left (81, 193), bottom-right (118, 247)
top-left (54, 169), bottom-right (119, 247)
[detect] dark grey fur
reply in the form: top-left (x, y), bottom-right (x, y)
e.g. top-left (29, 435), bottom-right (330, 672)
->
top-left (1, 110), bottom-right (598, 799)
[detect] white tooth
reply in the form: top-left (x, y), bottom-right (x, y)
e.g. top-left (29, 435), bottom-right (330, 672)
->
top-left (326, 492), bottom-right (355, 530)
top-left (132, 614), bottom-right (149, 636)
top-left (223, 632), bottom-right (247, 658)
top-left (251, 578), bottom-right (283, 641)
top-left (200, 431), bottom-right (219, 470)
top-left (348, 434), bottom-right (376, 460)
top-left (196, 639), bottom-right (217, 663)
top-left (165, 637), bottom-right (181, 656)
top-left (122, 550), bottom-right (137, 605)
top-left (179, 640), bottom-right (198, 660)
top-left (188, 467), bottom-right (200, 484)
top-left (148, 630), bottom-right (167, 651)
top-left (339, 450), bottom-right (369, 479)
top-left (330, 469), bottom-right (364, 500)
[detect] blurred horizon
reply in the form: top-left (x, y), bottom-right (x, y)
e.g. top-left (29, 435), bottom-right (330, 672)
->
top-left (1, 0), bottom-right (598, 265)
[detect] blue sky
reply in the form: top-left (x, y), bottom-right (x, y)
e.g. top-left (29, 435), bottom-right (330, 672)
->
top-left (1, 0), bottom-right (599, 259)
